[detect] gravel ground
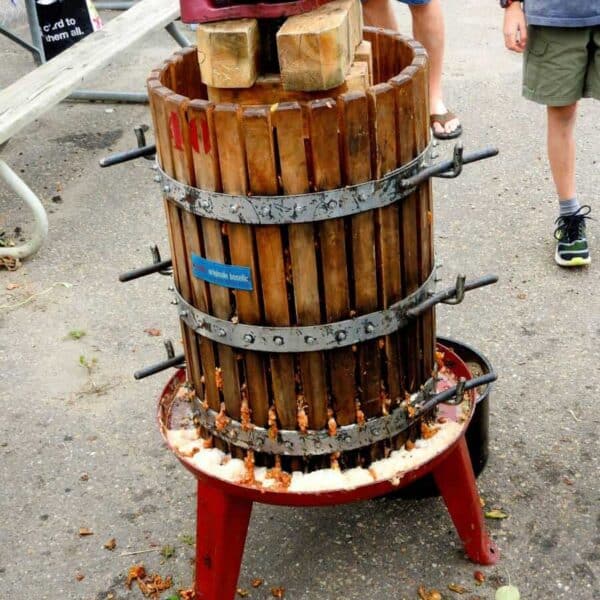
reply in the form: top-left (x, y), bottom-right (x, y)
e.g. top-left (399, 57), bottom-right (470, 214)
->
top-left (0, 2), bottom-right (598, 599)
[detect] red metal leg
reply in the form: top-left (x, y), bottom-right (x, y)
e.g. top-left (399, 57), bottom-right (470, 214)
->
top-left (195, 478), bottom-right (253, 600)
top-left (432, 437), bottom-right (499, 565)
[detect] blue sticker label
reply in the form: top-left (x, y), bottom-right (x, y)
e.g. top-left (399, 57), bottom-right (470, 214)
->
top-left (191, 253), bottom-right (253, 291)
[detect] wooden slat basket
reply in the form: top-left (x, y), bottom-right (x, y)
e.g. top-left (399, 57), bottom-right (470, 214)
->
top-left (148, 27), bottom-right (435, 473)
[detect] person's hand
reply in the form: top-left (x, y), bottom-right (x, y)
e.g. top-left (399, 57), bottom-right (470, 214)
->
top-left (503, 3), bottom-right (527, 52)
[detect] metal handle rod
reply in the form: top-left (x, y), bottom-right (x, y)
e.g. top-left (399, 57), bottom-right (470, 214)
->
top-left (400, 146), bottom-right (499, 189)
top-left (100, 144), bottom-right (156, 167)
top-left (416, 372), bottom-right (497, 415)
top-left (119, 259), bottom-right (172, 282)
top-left (407, 274), bottom-right (498, 318)
top-left (134, 354), bottom-right (185, 380)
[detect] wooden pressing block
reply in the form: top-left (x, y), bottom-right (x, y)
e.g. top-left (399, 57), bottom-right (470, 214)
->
top-left (276, 0), bottom-right (363, 92)
top-left (345, 61), bottom-right (369, 92)
top-left (206, 60), bottom-right (368, 106)
top-left (196, 18), bottom-right (259, 88)
top-left (354, 40), bottom-right (373, 86)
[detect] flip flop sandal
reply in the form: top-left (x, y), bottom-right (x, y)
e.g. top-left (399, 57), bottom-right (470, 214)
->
top-left (430, 111), bottom-right (463, 140)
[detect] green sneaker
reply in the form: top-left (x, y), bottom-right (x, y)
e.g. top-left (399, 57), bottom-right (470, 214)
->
top-left (553, 205), bottom-right (592, 267)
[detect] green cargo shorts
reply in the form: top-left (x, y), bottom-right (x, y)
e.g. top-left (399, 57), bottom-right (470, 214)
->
top-left (523, 25), bottom-right (600, 106)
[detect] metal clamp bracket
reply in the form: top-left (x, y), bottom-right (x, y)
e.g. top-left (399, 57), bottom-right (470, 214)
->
top-left (193, 372), bottom-right (496, 456)
top-left (175, 268), bottom-right (437, 353)
top-left (158, 143), bottom-right (432, 225)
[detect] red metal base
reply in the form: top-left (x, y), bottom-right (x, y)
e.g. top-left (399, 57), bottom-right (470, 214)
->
top-left (157, 344), bottom-right (498, 600)
top-left (192, 436), bottom-right (497, 599)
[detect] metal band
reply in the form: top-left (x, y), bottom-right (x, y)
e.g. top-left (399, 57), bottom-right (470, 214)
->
top-left (193, 378), bottom-right (437, 456)
top-left (175, 267), bottom-right (436, 353)
top-left (158, 143), bottom-right (432, 225)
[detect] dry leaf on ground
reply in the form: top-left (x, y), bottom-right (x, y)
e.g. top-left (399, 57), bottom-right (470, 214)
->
top-left (138, 573), bottom-right (172, 598)
top-left (236, 589), bottom-right (249, 598)
top-left (144, 328), bottom-right (162, 337)
top-left (448, 582), bottom-right (469, 593)
top-left (126, 564), bottom-right (146, 588)
top-left (104, 538), bottom-right (116, 550)
top-left (251, 578), bottom-right (264, 588)
top-left (271, 586), bottom-right (285, 598)
top-left (78, 527), bottom-right (93, 536)
top-left (485, 509), bottom-right (508, 520)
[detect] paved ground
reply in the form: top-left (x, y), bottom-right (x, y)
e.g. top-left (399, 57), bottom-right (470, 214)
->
top-left (1, 2), bottom-right (598, 599)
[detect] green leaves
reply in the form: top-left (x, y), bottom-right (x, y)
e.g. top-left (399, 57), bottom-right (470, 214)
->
top-left (485, 509), bottom-right (509, 519)
top-left (495, 585), bottom-right (520, 600)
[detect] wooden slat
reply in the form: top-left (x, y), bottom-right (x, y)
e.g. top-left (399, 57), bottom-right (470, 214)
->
top-left (242, 106), bottom-right (297, 429)
top-left (175, 46), bottom-right (204, 99)
top-left (0, 0), bottom-right (180, 146)
top-left (307, 98), bottom-right (357, 426)
top-left (411, 55), bottom-right (435, 379)
top-left (273, 102), bottom-right (328, 429)
top-left (187, 99), bottom-right (243, 419)
top-left (367, 82), bottom-right (404, 403)
top-left (354, 40), bottom-right (374, 86)
top-left (213, 104), bottom-right (270, 425)
top-left (338, 91), bottom-right (381, 418)
top-left (148, 83), bottom-right (203, 397)
top-left (165, 93), bottom-right (221, 412)
top-left (362, 28), bottom-right (380, 85)
top-left (391, 69), bottom-right (421, 390)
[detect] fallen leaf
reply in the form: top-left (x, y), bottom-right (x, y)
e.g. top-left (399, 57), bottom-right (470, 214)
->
top-left (485, 509), bottom-right (508, 520)
top-left (160, 545), bottom-right (175, 559)
top-left (80, 473), bottom-right (89, 481)
top-left (516, 292), bottom-right (527, 300)
top-left (237, 589), bottom-right (249, 598)
top-left (104, 538), bottom-right (117, 550)
top-left (138, 573), bottom-right (172, 598)
top-left (563, 477), bottom-right (574, 486)
top-left (271, 586), bottom-right (285, 598)
top-left (474, 571), bottom-right (486, 584)
top-left (418, 585), bottom-right (428, 600)
top-left (6, 283), bottom-right (19, 290)
top-left (448, 583), bottom-right (469, 594)
top-left (144, 328), bottom-right (162, 337)
top-left (126, 564), bottom-right (146, 589)
top-left (79, 527), bottom-right (93, 536)
top-left (251, 578), bottom-right (264, 588)
top-left (178, 588), bottom-right (195, 600)
top-left (75, 571), bottom-right (85, 581)
top-left (495, 585), bottom-right (520, 600)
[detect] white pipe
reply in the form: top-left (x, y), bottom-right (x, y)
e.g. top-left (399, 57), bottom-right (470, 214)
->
top-left (0, 159), bottom-right (48, 260)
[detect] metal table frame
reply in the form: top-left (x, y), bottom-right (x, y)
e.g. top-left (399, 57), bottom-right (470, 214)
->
top-left (0, 0), bottom-right (189, 261)
top-left (0, 0), bottom-right (191, 104)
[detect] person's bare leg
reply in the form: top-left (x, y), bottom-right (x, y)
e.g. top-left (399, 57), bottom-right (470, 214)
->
top-left (547, 103), bottom-right (577, 200)
top-left (409, 0), bottom-right (459, 135)
top-left (361, 0), bottom-right (398, 30)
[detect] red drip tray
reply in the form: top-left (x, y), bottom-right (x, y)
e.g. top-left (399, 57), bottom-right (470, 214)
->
top-left (157, 342), bottom-right (475, 507)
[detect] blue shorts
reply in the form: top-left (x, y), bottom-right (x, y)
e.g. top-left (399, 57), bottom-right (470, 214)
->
top-left (398, 0), bottom-right (431, 4)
